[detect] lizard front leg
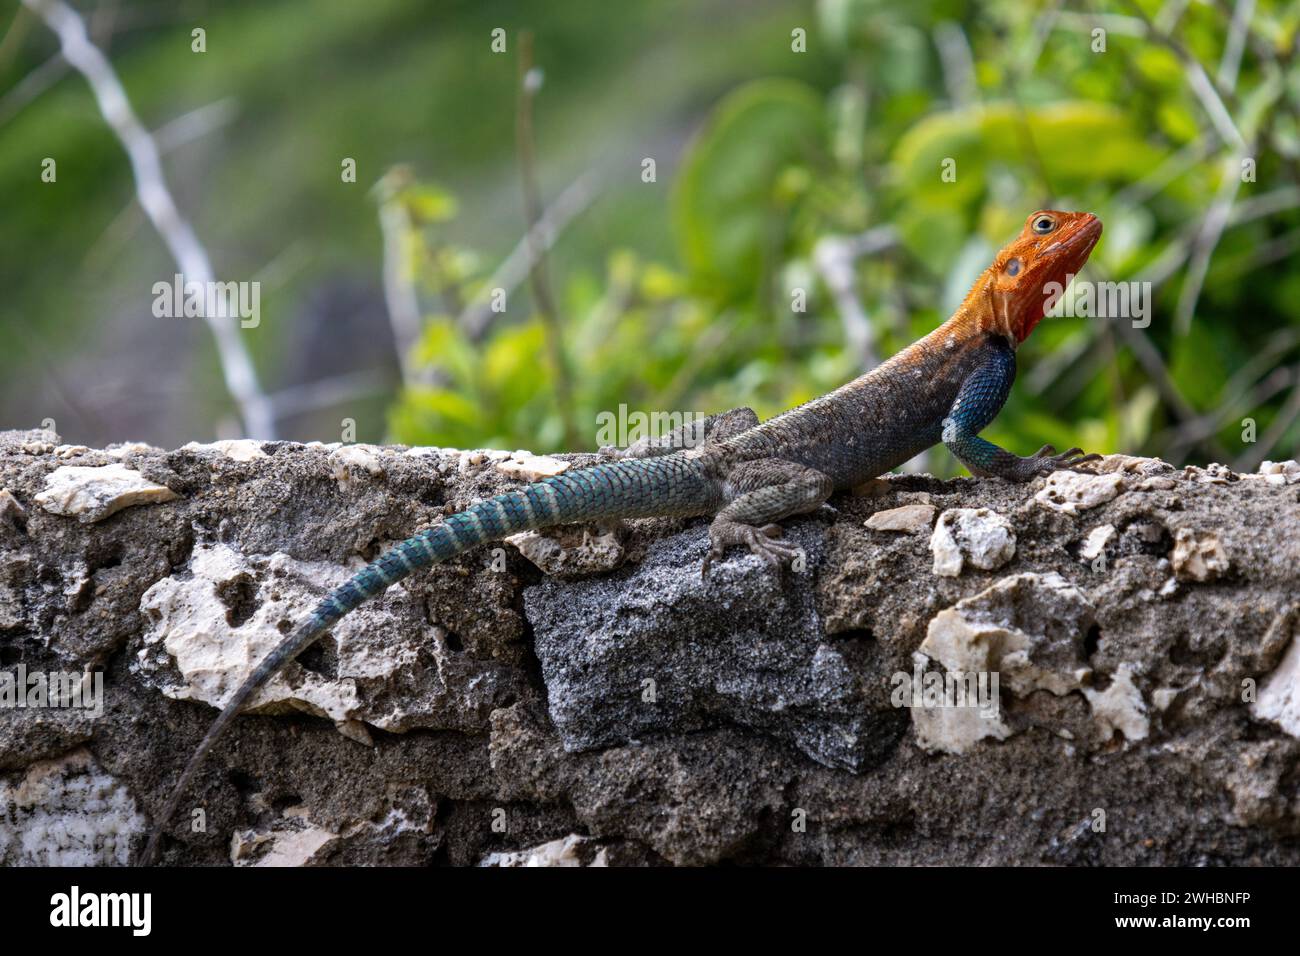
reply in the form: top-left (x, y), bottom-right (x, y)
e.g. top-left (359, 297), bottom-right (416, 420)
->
top-left (943, 342), bottom-right (1100, 481)
top-left (602, 406), bottom-right (759, 459)
top-left (701, 459), bottom-right (833, 577)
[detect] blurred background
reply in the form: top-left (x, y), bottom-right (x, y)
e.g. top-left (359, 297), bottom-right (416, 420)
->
top-left (2, 0), bottom-right (1299, 474)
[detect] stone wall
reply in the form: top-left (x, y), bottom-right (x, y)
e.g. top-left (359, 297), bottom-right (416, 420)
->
top-left (1, 428), bottom-right (1298, 865)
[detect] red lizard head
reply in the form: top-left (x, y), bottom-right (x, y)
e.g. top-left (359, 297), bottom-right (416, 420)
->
top-left (984, 210), bottom-right (1102, 344)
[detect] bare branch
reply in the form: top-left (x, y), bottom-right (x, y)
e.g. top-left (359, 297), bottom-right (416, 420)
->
top-left (22, 0), bottom-right (275, 438)
top-left (1122, 0), bottom-right (1245, 149)
top-left (267, 369), bottom-right (392, 422)
top-left (1174, 157), bottom-right (1243, 334)
top-left (812, 226), bottom-right (897, 371)
top-left (1236, 377), bottom-right (1300, 470)
top-left (516, 30), bottom-right (579, 450)
top-left (374, 166), bottom-right (424, 389)
top-left (932, 21), bottom-right (975, 107)
top-left (1217, 0), bottom-right (1255, 92)
top-left (0, 52), bottom-right (66, 128)
top-left (460, 171), bottom-right (602, 342)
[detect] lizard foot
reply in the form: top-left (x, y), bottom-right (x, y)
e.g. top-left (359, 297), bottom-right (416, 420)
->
top-left (1024, 444), bottom-right (1103, 478)
top-left (700, 520), bottom-right (799, 578)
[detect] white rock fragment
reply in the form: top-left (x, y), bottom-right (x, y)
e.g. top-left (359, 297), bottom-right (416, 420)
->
top-left (1252, 633), bottom-right (1300, 738)
top-left (53, 444), bottom-right (91, 458)
top-left (480, 834), bottom-right (608, 867)
top-left (1082, 664), bottom-right (1149, 742)
top-left (1090, 454), bottom-right (1173, 477)
top-left (136, 542), bottom-right (433, 733)
top-left (331, 443), bottom-right (386, 483)
top-left (231, 794), bottom-right (435, 866)
top-left (183, 439), bottom-right (268, 462)
top-left (34, 463), bottom-right (179, 523)
top-left (1152, 687), bottom-right (1180, 711)
top-left (1258, 460), bottom-right (1300, 486)
top-left (866, 503), bottom-right (937, 533)
top-left (1079, 524), bottom-right (1115, 562)
top-left (0, 749), bottom-right (146, 866)
top-left (506, 527), bottom-right (623, 576)
top-left (1034, 471), bottom-right (1124, 515)
top-left (930, 507), bottom-right (1015, 576)
top-left (496, 451), bottom-right (570, 480)
top-left (913, 572), bottom-right (1092, 753)
top-left (231, 807), bottom-right (337, 867)
top-left (104, 441), bottom-right (157, 459)
top-left (1184, 462), bottom-right (1237, 484)
top-left (1171, 527), bottom-right (1229, 582)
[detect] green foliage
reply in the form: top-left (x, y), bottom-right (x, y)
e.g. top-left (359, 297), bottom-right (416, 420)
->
top-left (673, 79), bottom-right (828, 299)
top-left (9, 0), bottom-right (1299, 468)
top-left (393, 0), bottom-right (1300, 471)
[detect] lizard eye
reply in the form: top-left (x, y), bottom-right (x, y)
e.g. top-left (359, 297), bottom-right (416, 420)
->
top-left (1005, 258), bottom-right (1022, 276)
top-left (1032, 215), bottom-right (1055, 234)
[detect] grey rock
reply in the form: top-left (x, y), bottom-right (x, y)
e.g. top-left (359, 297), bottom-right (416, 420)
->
top-left (526, 523), bottom-right (906, 773)
top-left (1, 431), bottom-right (1299, 866)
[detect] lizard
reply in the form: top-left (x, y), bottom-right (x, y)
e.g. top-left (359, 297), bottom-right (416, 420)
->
top-left (139, 208), bottom-right (1102, 864)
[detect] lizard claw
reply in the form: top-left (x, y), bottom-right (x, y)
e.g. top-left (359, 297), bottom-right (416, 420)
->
top-left (701, 520), bottom-right (800, 578)
top-left (1027, 445), bottom-right (1103, 476)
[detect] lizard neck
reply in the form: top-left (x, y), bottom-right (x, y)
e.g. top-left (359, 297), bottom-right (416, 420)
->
top-left (893, 273), bottom-right (1007, 366)
top-left (939, 270), bottom-right (1014, 345)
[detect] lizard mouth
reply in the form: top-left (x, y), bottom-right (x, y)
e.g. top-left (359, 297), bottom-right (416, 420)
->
top-left (1040, 214), bottom-right (1102, 262)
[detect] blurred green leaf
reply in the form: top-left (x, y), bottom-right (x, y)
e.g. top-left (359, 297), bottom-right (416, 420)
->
top-left (673, 78), bottom-right (828, 298)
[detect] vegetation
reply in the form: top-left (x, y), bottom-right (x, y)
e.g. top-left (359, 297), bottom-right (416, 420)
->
top-left (4, 0), bottom-right (1300, 472)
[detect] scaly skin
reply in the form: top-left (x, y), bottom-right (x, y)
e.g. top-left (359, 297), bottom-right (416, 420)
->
top-left (139, 209), bottom-right (1102, 864)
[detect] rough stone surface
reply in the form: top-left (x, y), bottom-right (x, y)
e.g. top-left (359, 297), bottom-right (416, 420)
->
top-left (2, 428), bottom-right (1299, 865)
top-left (865, 503), bottom-right (937, 533)
top-left (34, 462), bottom-right (179, 523)
top-left (930, 506), bottom-right (1016, 576)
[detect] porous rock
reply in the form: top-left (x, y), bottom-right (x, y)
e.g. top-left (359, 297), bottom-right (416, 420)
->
top-left (1, 428), bottom-right (1299, 865)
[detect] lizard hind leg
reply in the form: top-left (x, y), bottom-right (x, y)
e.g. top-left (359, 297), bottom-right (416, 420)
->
top-left (701, 459), bottom-right (833, 577)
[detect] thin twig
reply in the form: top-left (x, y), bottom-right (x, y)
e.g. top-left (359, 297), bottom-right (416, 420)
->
top-left (1236, 378), bottom-right (1300, 470)
top-left (267, 369), bottom-right (392, 421)
top-left (812, 226), bottom-right (896, 371)
top-left (516, 30), bottom-right (578, 450)
top-left (152, 97), bottom-right (239, 154)
top-left (23, 0), bottom-right (275, 438)
top-left (932, 21), bottom-right (975, 107)
top-left (374, 166), bottom-right (424, 388)
top-left (1111, 139), bottom-right (1211, 208)
top-left (0, 52), bottom-right (66, 127)
top-left (459, 170), bottom-right (602, 341)
top-left (1216, 0), bottom-right (1255, 91)
top-left (1163, 335), bottom-right (1300, 458)
top-left (1174, 156), bottom-right (1243, 334)
top-left (1122, 0), bottom-right (1245, 149)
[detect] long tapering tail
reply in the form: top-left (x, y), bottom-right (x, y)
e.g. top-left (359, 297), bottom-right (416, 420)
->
top-left (139, 454), bottom-right (715, 864)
